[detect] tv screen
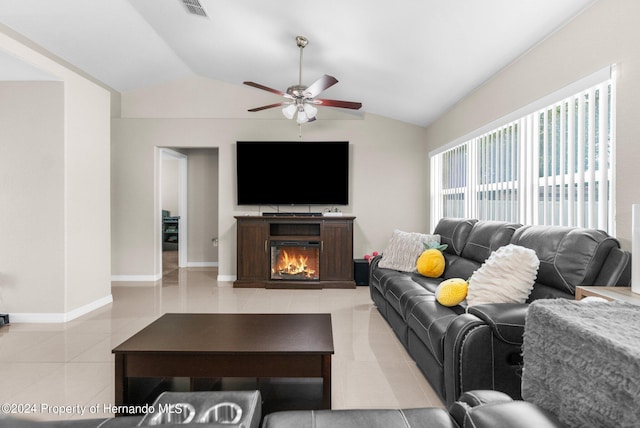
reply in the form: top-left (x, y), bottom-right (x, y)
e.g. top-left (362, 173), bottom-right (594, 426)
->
top-left (236, 141), bottom-right (349, 206)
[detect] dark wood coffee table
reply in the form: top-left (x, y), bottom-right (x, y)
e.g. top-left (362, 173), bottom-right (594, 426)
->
top-left (113, 313), bottom-right (334, 410)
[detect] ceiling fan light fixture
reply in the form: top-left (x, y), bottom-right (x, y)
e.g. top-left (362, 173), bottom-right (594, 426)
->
top-left (296, 109), bottom-right (309, 124)
top-left (303, 103), bottom-right (318, 119)
top-left (282, 103), bottom-right (296, 119)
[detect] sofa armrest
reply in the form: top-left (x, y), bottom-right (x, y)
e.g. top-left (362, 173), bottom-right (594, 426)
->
top-left (467, 303), bottom-right (528, 345)
top-left (594, 247), bottom-right (631, 285)
top-left (443, 312), bottom-right (489, 404)
top-left (456, 390), bottom-right (514, 407)
top-left (368, 254), bottom-right (383, 285)
top-left (370, 253), bottom-right (383, 268)
top-left (449, 398), bottom-right (565, 428)
top-left (444, 305), bottom-right (529, 404)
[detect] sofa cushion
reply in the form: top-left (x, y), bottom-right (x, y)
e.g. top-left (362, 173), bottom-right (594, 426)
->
top-left (466, 244), bottom-right (539, 306)
top-left (385, 273), bottom-right (447, 321)
top-left (385, 276), bottom-right (432, 317)
top-left (434, 218), bottom-right (477, 256)
top-left (410, 273), bottom-right (442, 293)
top-left (371, 265), bottom-right (408, 296)
top-left (460, 221), bottom-right (521, 264)
top-left (401, 293), bottom-right (437, 322)
top-left (379, 229), bottom-right (440, 272)
top-left (510, 225), bottom-right (620, 295)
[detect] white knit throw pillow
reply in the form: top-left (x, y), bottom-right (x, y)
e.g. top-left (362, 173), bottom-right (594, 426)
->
top-left (467, 244), bottom-right (540, 306)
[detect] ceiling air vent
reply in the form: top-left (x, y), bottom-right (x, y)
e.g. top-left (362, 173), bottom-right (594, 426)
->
top-left (181, 0), bottom-right (208, 17)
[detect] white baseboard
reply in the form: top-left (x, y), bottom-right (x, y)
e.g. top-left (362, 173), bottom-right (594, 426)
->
top-left (187, 262), bottom-right (219, 267)
top-left (111, 274), bottom-right (162, 282)
top-left (217, 274), bottom-right (237, 282)
top-left (9, 294), bottom-right (113, 324)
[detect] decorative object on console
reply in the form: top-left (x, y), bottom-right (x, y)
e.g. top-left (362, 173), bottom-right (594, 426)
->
top-left (632, 204), bottom-right (640, 294)
top-left (378, 230), bottom-right (440, 273)
top-left (435, 278), bottom-right (469, 307)
top-left (466, 244), bottom-right (539, 306)
top-left (364, 251), bottom-right (379, 263)
top-left (416, 242), bottom-right (448, 278)
top-left (244, 36), bottom-right (362, 124)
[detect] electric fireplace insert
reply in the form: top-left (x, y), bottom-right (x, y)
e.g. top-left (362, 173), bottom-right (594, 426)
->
top-left (270, 241), bottom-right (320, 281)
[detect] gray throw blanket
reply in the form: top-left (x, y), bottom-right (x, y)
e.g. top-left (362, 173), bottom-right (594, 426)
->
top-left (522, 299), bottom-right (640, 428)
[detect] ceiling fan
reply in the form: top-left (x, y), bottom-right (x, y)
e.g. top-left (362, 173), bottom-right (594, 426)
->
top-left (244, 36), bottom-right (362, 124)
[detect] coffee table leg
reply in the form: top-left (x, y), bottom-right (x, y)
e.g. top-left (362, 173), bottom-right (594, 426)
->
top-left (322, 354), bottom-right (332, 409)
top-left (114, 354), bottom-right (127, 414)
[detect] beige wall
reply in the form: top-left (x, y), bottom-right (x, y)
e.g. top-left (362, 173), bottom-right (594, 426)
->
top-left (0, 82), bottom-right (65, 314)
top-left (186, 148), bottom-right (219, 265)
top-left (424, 0), bottom-right (640, 249)
top-left (112, 78), bottom-right (427, 279)
top-left (0, 30), bottom-right (111, 321)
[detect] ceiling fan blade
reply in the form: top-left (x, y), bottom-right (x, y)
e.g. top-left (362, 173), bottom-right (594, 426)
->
top-left (315, 99), bottom-right (362, 110)
top-left (305, 75), bottom-right (338, 98)
top-left (243, 81), bottom-right (291, 98)
top-left (248, 102), bottom-right (287, 112)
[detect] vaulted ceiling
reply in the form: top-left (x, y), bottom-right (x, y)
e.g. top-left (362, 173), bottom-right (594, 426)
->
top-left (0, 0), bottom-right (596, 126)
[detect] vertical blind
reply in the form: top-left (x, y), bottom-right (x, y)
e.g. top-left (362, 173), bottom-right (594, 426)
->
top-left (430, 73), bottom-right (615, 234)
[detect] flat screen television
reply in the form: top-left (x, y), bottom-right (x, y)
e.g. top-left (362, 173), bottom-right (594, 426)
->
top-left (236, 141), bottom-right (349, 206)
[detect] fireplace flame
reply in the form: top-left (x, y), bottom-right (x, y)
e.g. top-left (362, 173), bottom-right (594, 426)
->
top-left (274, 249), bottom-right (317, 278)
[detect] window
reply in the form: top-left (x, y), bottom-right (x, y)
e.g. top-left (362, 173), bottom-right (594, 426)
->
top-left (430, 67), bottom-right (616, 233)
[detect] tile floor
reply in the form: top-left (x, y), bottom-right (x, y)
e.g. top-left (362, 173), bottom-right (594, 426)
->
top-left (0, 264), bottom-right (443, 422)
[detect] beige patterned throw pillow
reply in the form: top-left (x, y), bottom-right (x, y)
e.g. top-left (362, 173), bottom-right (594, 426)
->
top-left (379, 230), bottom-right (440, 272)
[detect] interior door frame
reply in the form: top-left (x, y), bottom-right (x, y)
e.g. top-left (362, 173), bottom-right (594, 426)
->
top-left (158, 148), bottom-right (188, 271)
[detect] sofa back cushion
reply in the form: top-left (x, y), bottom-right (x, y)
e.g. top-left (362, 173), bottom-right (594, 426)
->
top-left (433, 218), bottom-right (477, 256)
top-left (442, 253), bottom-right (481, 281)
top-left (436, 219), bottom-right (520, 281)
top-left (510, 225), bottom-right (621, 298)
top-left (461, 221), bottom-right (521, 264)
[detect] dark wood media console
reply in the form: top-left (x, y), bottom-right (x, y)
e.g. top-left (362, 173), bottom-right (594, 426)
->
top-left (235, 215), bottom-right (356, 289)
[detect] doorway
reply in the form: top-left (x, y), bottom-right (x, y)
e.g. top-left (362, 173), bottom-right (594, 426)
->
top-left (156, 147), bottom-right (220, 280)
top-left (159, 148), bottom-right (188, 278)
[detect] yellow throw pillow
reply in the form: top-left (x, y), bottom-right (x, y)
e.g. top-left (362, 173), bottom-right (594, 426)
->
top-left (416, 243), bottom-right (448, 278)
top-left (435, 278), bottom-right (469, 307)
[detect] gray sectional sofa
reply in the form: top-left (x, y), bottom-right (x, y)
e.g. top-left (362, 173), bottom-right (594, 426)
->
top-left (369, 218), bottom-right (631, 405)
top-left (263, 390), bottom-right (565, 428)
